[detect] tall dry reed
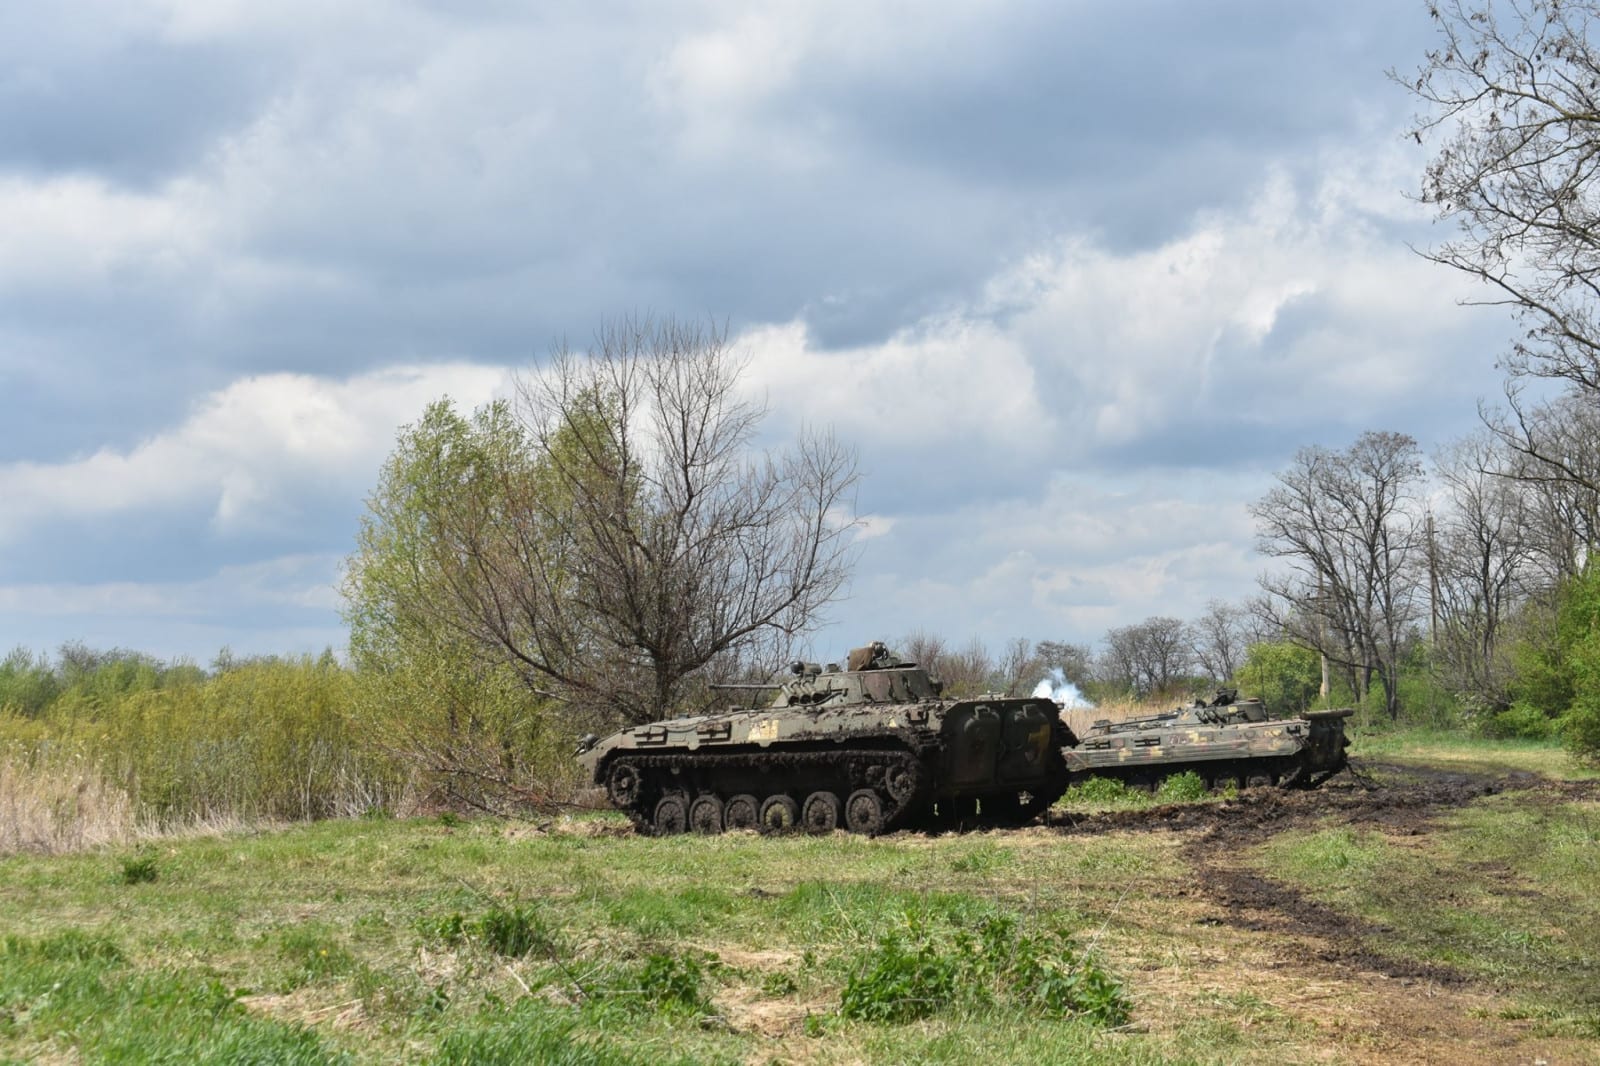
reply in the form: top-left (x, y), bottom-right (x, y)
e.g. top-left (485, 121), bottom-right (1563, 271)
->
top-left (0, 752), bottom-right (139, 854)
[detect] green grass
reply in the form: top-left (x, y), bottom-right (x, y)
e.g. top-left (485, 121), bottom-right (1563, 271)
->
top-left (0, 815), bottom-right (1192, 1064)
top-left (1350, 727), bottom-right (1600, 779)
top-left (1258, 789), bottom-right (1600, 1039)
top-left (2, 731), bottom-right (1596, 1062)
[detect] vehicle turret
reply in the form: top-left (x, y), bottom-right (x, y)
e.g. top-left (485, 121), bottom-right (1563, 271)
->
top-left (576, 641), bottom-right (1073, 835)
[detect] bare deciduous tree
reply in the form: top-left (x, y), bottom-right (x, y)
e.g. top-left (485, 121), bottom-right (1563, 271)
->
top-left (437, 316), bottom-right (859, 727)
top-left (899, 630), bottom-right (947, 675)
top-left (1098, 617), bottom-right (1191, 699)
top-left (996, 637), bottom-right (1036, 696)
top-left (937, 637), bottom-right (997, 698)
top-left (1252, 431), bottom-right (1426, 719)
top-left (1034, 640), bottom-right (1095, 691)
top-left (1431, 432), bottom-right (1540, 713)
top-left (1405, 2), bottom-right (1600, 508)
top-left (1188, 600), bottom-right (1250, 684)
top-left (1407, 1), bottom-right (1600, 402)
top-left (1496, 395), bottom-right (1600, 584)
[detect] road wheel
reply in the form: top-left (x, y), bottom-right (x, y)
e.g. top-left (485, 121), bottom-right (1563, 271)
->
top-left (606, 761), bottom-right (641, 808)
top-left (724, 793), bottom-right (760, 831)
top-left (802, 791), bottom-right (841, 834)
top-left (653, 794), bottom-right (688, 836)
top-left (758, 795), bottom-right (799, 834)
top-left (844, 789), bottom-right (885, 835)
top-left (884, 761), bottom-right (919, 804)
top-left (688, 794), bottom-right (724, 834)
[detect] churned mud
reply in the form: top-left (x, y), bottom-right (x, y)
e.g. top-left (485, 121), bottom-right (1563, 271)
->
top-left (1045, 761), bottom-right (1598, 985)
top-left (1047, 760), bottom-right (1525, 842)
top-left (1041, 762), bottom-right (1600, 1064)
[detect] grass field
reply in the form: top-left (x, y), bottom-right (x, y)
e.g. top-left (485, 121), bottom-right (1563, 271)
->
top-left (2, 737), bottom-right (1597, 1064)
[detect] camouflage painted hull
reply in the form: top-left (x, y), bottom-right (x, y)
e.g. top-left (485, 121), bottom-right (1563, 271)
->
top-left (1062, 706), bottom-right (1353, 791)
top-left (573, 649), bottom-right (1356, 836)
top-left (578, 698), bottom-right (1074, 836)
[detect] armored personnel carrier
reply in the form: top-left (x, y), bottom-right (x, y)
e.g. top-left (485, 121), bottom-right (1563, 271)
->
top-left (574, 642), bottom-right (1075, 835)
top-left (1062, 688), bottom-right (1352, 791)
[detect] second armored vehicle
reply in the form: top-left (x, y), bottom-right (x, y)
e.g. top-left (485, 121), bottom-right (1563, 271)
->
top-left (575, 647), bottom-right (1356, 836)
top-left (574, 642), bottom-right (1075, 835)
top-left (1062, 688), bottom-right (1352, 791)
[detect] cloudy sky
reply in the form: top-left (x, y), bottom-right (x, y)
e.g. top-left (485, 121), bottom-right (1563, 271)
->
top-left (1, 1), bottom-right (1515, 665)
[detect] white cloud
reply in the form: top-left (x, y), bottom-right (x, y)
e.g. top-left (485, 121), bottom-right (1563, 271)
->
top-left (738, 317), bottom-right (1050, 453)
top-left (0, 554), bottom-right (350, 660)
top-left (0, 174), bottom-right (208, 287)
top-left (853, 514), bottom-right (897, 541)
top-left (0, 553), bottom-right (341, 618)
top-left (736, 162), bottom-right (1493, 471)
top-left (0, 363), bottom-right (509, 541)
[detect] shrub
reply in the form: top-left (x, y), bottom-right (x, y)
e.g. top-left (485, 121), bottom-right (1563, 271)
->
top-left (1061, 776), bottom-right (1144, 806)
top-left (420, 902), bottom-right (561, 960)
top-left (632, 952), bottom-right (712, 1016)
top-left (1482, 701), bottom-right (1556, 741)
top-left (477, 904), bottom-right (556, 959)
top-left (840, 911), bottom-right (1129, 1026)
top-left (1154, 770), bottom-right (1207, 803)
top-left (840, 925), bottom-right (962, 1022)
top-left (1234, 641), bottom-right (1321, 716)
top-left (119, 852), bottom-right (159, 885)
top-left (1561, 629), bottom-right (1600, 763)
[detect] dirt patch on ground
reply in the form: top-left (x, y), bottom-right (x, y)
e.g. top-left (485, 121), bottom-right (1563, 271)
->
top-left (1043, 762), bottom-right (1570, 987)
top-left (1046, 760), bottom-right (1527, 842)
top-left (1044, 763), bottom-right (1600, 1063)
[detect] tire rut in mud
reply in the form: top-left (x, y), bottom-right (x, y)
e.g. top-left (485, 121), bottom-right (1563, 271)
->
top-left (1042, 762), bottom-right (1600, 987)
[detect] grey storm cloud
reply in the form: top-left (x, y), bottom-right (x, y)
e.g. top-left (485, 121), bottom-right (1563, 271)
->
top-left (0, 0), bottom-right (1517, 660)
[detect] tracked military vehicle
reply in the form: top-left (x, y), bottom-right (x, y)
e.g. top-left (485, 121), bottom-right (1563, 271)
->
top-left (1062, 689), bottom-right (1352, 791)
top-left (574, 642), bottom-right (1075, 835)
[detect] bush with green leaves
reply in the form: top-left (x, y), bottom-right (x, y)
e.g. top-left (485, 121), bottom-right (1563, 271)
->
top-left (1234, 640), bottom-right (1322, 717)
top-left (421, 902), bottom-right (561, 960)
top-left (1154, 770), bottom-right (1207, 803)
top-left (1, 651), bottom-right (405, 826)
top-left (119, 852), bottom-right (158, 885)
top-left (840, 910), bottom-right (1128, 1026)
top-left (628, 952), bottom-right (714, 1017)
top-left (1060, 776), bottom-right (1146, 807)
top-left (1482, 701), bottom-right (1556, 741)
top-left (1506, 562), bottom-right (1600, 762)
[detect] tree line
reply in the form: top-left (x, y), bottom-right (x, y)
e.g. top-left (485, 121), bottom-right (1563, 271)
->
top-left (8, 2), bottom-right (1600, 824)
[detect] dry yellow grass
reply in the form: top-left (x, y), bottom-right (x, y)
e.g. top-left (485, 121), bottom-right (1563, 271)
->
top-left (0, 752), bottom-right (259, 855)
top-left (1058, 697), bottom-right (1163, 738)
top-left (0, 752), bottom-right (140, 854)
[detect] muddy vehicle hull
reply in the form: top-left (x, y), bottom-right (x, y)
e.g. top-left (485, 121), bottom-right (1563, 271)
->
top-left (1062, 700), bottom-right (1353, 791)
top-left (576, 645), bottom-right (1076, 836)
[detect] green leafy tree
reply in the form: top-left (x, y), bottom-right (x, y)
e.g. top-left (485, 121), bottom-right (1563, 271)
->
top-left (347, 317), bottom-right (858, 782)
top-left (342, 399), bottom-right (567, 811)
top-left (1501, 562), bottom-right (1600, 758)
top-left (1235, 640), bottom-right (1322, 717)
top-left (0, 648), bottom-right (61, 717)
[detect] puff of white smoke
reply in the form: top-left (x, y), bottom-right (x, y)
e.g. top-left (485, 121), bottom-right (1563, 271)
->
top-left (1030, 667), bottom-right (1094, 708)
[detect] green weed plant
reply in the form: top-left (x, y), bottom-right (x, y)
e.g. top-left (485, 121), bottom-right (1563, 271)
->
top-left (840, 911), bottom-right (1128, 1026)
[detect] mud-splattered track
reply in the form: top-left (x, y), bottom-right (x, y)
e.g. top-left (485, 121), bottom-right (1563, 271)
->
top-left (1043, 763), bottom-right (1600, 986)
top-left (1046, 761), bottom-right (1524, 843)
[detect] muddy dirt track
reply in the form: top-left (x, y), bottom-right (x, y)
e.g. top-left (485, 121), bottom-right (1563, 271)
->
top-left (1046, 761), bottom-right (1600, 987)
